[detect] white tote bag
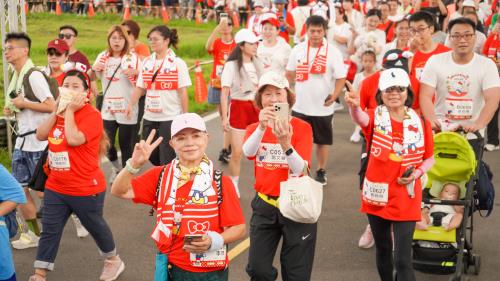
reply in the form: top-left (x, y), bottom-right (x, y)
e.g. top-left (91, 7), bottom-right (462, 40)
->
top-left (279, 174), bottom-right (323, 224)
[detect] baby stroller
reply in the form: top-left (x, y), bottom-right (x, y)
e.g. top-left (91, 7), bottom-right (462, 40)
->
top-left (412, 132), bottom-right (483, 281)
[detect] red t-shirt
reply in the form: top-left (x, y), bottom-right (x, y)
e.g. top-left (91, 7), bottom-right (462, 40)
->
top-left (277, 11), bottom-right (295, 43)
top-left (131, 165), bottom-right (245, 273)
top-left (52, 72), bottom-right (65, 86)
top-left (482, 33), bottom-right (500, 62)
top-left (361, 109), bottom-right (434, 221)
top-left (359, 71), bottom-right (421, 111)
top-left (208, 38), bottom-right (236, 82)
top-left (46, 104), bottom-right (106, 196)
top-left (410, 44), bottom-right (450, 80)
top-left (69, 50), bottom-right (91, 71)
top-left (377, 20), bottom-right (395, 43)
top-left (244, 117), bottom-right (313, 196)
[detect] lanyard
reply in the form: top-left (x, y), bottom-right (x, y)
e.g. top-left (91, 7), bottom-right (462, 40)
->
top-left (151, 55), bottom-right (166, 83)
top-left (306, 41), bottom-right (323, 66)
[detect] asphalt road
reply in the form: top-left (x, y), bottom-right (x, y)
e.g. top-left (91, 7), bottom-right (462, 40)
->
top-left (12, 109), bottom-right (500, 281)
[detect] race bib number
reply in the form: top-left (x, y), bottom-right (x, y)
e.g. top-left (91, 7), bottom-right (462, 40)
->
top-left (362, 178), bottom-right (389, 206)
top-left (48, 151), bottom-right (70, 170)
top-left (296, 63), bottom-right (309, 82)
top-left (190, 246), bottom-right (226, 268)
top-left (105, 97), bottom-right (126, 113)
top-left (445, 98), bottom-right (473, 120)
top-left (146, 95), bottom-right (162, 113)
top-left (256, 143), bottom-right (288, 169)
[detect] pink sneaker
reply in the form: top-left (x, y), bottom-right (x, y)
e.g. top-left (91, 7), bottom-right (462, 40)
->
top-left (358, 224), bottom-right (375, 249)
top-left (99, 256), bottom-right (125, 281)
top-left (28, 274), bottom-right (46, 281)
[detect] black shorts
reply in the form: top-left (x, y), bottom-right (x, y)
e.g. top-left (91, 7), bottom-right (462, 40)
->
top-left (163, 0), bottom-right (179, 6)
top-left (292, 111), bottom-right (333, 145)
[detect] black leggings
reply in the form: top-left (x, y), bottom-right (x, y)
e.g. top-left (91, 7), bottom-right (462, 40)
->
top-left (103, 120), bottom-right (138, 168)
top-left (367, 214), bottom-right (416, 281)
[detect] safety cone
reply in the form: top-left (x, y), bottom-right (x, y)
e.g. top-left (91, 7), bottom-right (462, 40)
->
top-left (195, 8), bottom-right (202, 25)
top-left (161, 5), bottom-right (169, 24)
top-left (194, 61), bottom-right (208, 103)
top-left (56, 1), bottom-right (62, 15)
top-left (24, 1), bottom-right (29, 13)
top-left (123, 4), bottom-right (131, 20)
top-left (231, 11), bottom-right (240, 28)
top-left (88, 1), bottom-right (95, 17)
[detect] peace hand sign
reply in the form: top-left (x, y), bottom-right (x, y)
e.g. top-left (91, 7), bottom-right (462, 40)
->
top-left (130, 129), bottom-right (163, 169)
top-left (344, 81), bottom-right (360, 108)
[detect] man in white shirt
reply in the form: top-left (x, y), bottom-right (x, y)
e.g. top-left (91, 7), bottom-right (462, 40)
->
top-left (286, 15), bottom-right (347, 185)
top-left (3, 32), bottom-right (55, 250)
top-left (420, 17), bottom-right (500, 154)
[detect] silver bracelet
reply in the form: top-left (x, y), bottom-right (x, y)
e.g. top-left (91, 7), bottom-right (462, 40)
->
top-left (125, 159), bottom-right (140, 175)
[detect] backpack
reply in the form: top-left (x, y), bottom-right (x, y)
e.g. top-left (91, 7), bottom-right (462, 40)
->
top-left (2, 206), bottom-right (18, 239)
top-left (22, 67), bottom-right (59, 102)
top-left (474, 160), bottom-right (495, 217)
top-left (150, 167), bottom-right (224, 216)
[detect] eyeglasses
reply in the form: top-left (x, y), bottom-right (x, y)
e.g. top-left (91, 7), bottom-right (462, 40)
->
top-left (2, 46), bottom-right (24, 52)
top-left (409, 26), bottom-right (429, 35)
top-left (58, 33), bottom-right (75, 39)
top-left (47, 49), bottom-right (63, 57)
top-left (449, 33), bottom-right (475, 41)
top-left (384, 86), bottom-right (406, 93)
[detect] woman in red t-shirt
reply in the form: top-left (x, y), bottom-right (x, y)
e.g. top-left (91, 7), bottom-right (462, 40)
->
top-left (242, 71), bottom-right (315, 280)
top-left (345, 68), bottom-right (435, 281)
top-left (29, 70), bottom-right (124, 281)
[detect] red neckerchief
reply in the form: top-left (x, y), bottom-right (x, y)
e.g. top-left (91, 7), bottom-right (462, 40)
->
top-left (307, 40), bottom-right (327, 74)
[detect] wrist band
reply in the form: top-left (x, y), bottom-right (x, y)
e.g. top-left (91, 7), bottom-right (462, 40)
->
top-left (126, 159), bottom-right (140, 175)
top-left (207, 231), bottom-right (224, 251)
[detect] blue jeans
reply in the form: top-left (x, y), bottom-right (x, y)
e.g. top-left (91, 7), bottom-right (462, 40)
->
top-left (11, 149), bottom-right (44, 186)
top-left (35, 189), bottom-right (116, 271)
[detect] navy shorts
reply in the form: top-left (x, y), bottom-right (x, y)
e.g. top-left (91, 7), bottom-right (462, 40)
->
top-left (208, 87), bottom-right (222, 105)
top-left (12, 149), bottom-right (44, 186)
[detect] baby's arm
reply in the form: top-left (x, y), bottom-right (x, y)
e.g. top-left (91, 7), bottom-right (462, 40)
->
top-left (446, 206), bottom-right (464, 231)
top-left (416, 206), bottom-right (431, 230)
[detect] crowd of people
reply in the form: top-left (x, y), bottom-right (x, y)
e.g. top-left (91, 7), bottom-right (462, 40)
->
top-left (1, 0), bottom-right (500, 280)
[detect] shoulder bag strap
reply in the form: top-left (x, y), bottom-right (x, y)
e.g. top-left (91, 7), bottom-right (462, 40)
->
top-left (102, 63), bottom-right (122, 98)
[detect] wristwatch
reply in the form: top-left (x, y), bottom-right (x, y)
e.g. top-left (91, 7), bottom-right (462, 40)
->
top-left (125, 159), bottom-right (140, 175)
top-left (285, 147), bottom-right (294, 156)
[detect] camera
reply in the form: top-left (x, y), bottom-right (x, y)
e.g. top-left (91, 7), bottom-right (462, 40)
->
top-left (9, 90), bottom-right (18, 99)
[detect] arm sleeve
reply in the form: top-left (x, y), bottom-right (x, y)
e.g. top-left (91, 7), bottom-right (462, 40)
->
top-left (131, 166), bottom-right (164, 206)
top-left (349, 106), bottom-right (370, 127)
top-left (286, 150), bottom-right (306, 175)
top-left (242, 125), bottom-right (265, 157)
top-left (29, 71), bottom-right (53, 103)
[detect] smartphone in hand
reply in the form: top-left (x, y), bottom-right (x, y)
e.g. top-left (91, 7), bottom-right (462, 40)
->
top-left (402, 166), bottom-right (415, 178)
top-left (184, 234), bottom-right (203, 245)
top-left (274, 103), bottom-right (289, 122)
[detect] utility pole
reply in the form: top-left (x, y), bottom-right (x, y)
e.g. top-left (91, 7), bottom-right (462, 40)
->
top-left (1, 0), bottom-right (27, 156)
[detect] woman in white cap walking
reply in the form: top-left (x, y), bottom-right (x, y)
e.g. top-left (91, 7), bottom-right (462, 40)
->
top-left (345, 68), bottom-right (435, 281)
top-left (220, 28), bottom-right (263, 196)
top-left (243, 71), bottom-right (315, 281)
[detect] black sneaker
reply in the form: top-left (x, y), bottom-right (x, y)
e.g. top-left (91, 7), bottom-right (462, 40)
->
top-left (315, 169), bottom-right (327, 186)
top-left (218, 148), bottom-right (231, 164)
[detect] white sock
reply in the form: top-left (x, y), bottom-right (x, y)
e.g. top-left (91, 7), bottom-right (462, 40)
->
top-left (230, 176), bottom-right (240, 198)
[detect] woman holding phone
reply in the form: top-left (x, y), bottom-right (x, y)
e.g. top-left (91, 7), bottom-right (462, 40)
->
top-left (345, 68), bottom-right (434, 281)
top-left (220, 28), bottom-right (263, 196)
top-left (243, 71), bottom-right (316, 281)
top-left (126, 25), bottom-right (191, 166)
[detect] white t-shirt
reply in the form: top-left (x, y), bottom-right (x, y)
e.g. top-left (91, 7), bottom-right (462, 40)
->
top-left (287, 41), bottom-right (348, 116)
top-left (94, 52), bottom-right (138, 125)
top-left (15, 71), bottom-right (52, 151)
top-left (346, 9), bottom-right (364, 34)
top-left (257, 37), bottom-right (292, 76)
top-left (221, 60), bottom-right (259, 101)
top-left (327, 22), bottom-right (353, 60)
top-left (444, 32), bottom-right (487, 55)
top-left (136, 55), bottom-right (191, 122)
top-left (352, 71), bottom-right (368, 93)
top-left (420, 52), bottom-right (500, 135)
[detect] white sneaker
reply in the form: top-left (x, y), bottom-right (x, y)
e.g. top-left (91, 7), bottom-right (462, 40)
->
top-left (100, 256), bottom-right (125, 281)
top-left (484, 144), bottom-right (500, 151)
top-left (358, 224), bottom-right (375, 249)
top-left (11, 231), bottom-right (40, 249)
top-left (333, 102), bottom-right (344, 112)
top-left (72, 214), bottom-right (89, 238)
top-left (350, 129), bottom-right (361, 143)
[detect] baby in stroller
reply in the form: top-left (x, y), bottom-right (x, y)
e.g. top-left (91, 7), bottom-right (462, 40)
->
top-left (417, 182), bottom-right (465, 231)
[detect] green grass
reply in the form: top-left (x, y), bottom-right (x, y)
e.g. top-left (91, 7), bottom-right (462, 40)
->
top-left (0, 13), bottom-right (222, 166)
top-left (1, 12), bottom-right (218, 114)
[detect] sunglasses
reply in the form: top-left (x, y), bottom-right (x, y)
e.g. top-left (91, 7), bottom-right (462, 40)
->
top-left (47, 49), bottom-right (63, 57)
top-left (384, 86), bottom-right (406, 93)
top-left (58, 33), bottom-right (75, 39)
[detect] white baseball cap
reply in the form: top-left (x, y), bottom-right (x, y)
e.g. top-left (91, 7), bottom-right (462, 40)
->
top-left (378, 68), bottom-right (411, 91)
top-left (257, 71), bottom-right (290, 92)
top-left (235, 28), bottom-right (260, 44)
top-left (171, 113), bottom-right (207, 137)
top-left (462, 0), bottom-right (476, 8)
top-left (253, 0), bottom-right (264, 7)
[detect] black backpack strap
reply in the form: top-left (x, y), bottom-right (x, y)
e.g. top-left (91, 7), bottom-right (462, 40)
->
top-left (214, 170), bottom-right (223, 205)
top-left (150, 165), bottom-right (167, 216)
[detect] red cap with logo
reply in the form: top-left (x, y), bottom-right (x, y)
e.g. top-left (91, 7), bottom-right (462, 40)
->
top-left (47, 39), bottom-right (69, 54)
top-left (261, 17), bottom-right (280, 28)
